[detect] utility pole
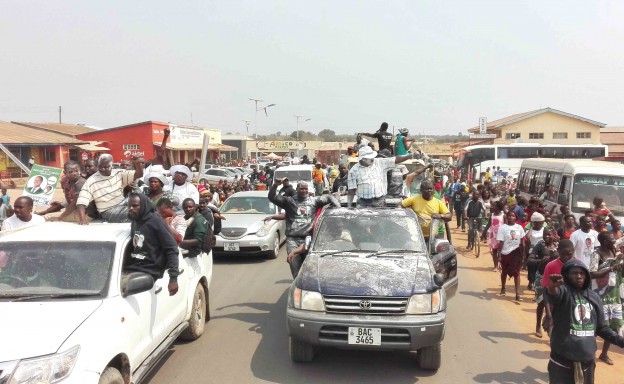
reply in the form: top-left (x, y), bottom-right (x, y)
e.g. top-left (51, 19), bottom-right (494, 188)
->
top-left (59, 106), bottom-right (62, 124)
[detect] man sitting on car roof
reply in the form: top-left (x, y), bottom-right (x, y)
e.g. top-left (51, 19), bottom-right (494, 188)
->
top-left (76, 154), bottom-right (144, 224)
top-left (400, 179), bottom-right (452, 241)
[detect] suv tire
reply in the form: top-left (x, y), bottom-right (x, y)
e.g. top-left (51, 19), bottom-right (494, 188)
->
top-left (417, 342), bottom-right (441, 370)
top-left (98, 367), bottom-right (124, 384)
top-left (180, 284), bottom-right (208, 340)
top-left (289, 337), bottom-right (315, 362)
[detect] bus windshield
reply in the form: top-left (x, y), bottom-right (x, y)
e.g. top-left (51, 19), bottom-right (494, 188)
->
top-left (571, 174), bottom-right (624, 215)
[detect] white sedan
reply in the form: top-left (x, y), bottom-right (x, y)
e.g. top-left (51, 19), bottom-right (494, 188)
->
top-left (0, 222), bottom-right (212, 383)
top-left (214, 191), bottom-right (285, 259)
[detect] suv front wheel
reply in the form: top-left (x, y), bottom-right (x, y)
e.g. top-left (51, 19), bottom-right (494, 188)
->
top-left (289, 337), bottom-right (315, 362)
top-left (417, 342), bottom-right (441, 370)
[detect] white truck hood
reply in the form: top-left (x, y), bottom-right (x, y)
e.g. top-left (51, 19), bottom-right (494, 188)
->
top-left (0, 300), bottom-right (102, 361)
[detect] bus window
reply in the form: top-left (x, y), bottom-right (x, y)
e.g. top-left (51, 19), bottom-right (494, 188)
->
top-left (532, 171), bottom-right (548, 195)
top-left (547, 174), bottom-right (562, 202)
top-left (519, 169), bottom-right (534, 193)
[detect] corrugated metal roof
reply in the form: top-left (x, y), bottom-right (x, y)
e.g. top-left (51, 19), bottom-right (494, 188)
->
top-left (13, 122), bottom-right (96, 136)
top-left (0, 120), bottom-right (87, 145)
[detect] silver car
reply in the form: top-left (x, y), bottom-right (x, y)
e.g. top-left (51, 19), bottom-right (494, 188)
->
top-left (213, 191), bottom-right (285, 259)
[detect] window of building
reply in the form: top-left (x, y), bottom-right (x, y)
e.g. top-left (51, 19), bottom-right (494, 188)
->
top-left (552, 132), bottom-right (568, 139)
top-left (123, 144), bottom-right (140, 150)
top-left (45, 149), bottom-right (56, 162)
top-left (505, 132), bottom-right (521, 139)
top-left (576, 132), bottom-right (591, 139)
top-left (529, 133), bottom-right (544, 139)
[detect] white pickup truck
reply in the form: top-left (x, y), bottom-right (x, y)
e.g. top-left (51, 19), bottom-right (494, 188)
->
top-left (0, 222), bottom-right (212, 384)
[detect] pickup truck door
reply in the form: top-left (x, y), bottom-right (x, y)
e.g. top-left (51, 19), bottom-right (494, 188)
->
top-left (118, 242), bottom-right (159, 368)
top-left (153, 251), bottom-right (190, 339)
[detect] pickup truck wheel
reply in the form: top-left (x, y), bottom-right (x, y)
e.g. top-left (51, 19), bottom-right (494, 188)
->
top-left (417, 342), bottom-right (441, 370)
top-left (98, 367), bottom-right (124, 384)
top-left (266, 235), bottom-right (280, 259)
top-left (180, 284), bottom-right (207, 341)
top-left (289, 337), bottom-right (315, 362)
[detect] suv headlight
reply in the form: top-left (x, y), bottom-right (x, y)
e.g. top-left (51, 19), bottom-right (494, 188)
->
top-left (293, 288), bottom-right (325, 311)
top-left (256, 223), bottom-right (271, 237)
top-left (405, 291), bottom-right (442, 314)
top-left (10, 345), bottom-right (80, 384)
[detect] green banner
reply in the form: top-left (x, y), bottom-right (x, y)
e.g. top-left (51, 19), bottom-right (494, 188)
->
top-left (22, 164), bottom-right (63, 206)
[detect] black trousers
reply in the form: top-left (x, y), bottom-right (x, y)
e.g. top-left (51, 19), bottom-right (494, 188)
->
top-left (548, 358), bottom-right (595, 384)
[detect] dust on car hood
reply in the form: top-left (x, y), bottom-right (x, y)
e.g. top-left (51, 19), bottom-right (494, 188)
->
top-left (299, 253), bottom-right (432, 297)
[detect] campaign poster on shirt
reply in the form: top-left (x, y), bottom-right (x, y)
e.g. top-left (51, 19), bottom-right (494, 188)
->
top-left (22, 164), bottom-right (62, 206)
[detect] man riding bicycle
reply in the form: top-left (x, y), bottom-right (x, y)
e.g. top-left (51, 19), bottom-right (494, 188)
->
top-left (464, 191), bottom-right (486, 252)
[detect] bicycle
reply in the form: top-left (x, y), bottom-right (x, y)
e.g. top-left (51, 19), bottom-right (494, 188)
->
top-left (466, 217), bottom-right (482, 258)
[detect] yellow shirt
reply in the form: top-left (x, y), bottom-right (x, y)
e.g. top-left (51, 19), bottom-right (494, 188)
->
top-left (401, 195), bottom-right (449, 238)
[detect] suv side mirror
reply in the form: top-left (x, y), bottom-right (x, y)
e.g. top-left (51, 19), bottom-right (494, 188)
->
top-left (122, 272), bottom-right (155, 297)
top-left (433, 273), bottom-right (445, 288)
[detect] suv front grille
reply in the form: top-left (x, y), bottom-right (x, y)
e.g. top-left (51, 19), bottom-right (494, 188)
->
top-left (323, 295), bottom-right (408, 315)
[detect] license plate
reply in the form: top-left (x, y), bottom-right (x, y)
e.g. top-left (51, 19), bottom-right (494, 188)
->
top-left (348, 327), bottom-right (381, 345)
top-left (223, 242), bottom-right (240, 251)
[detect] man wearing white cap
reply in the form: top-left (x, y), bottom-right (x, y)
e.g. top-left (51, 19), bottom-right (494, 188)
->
top-left (164, 165), bottom-right (199, 215)
top-left (347, 146), bottom-right (419, 208)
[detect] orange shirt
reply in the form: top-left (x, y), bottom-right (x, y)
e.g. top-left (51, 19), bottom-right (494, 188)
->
top-left (313, 169), bottom-right (324, 183)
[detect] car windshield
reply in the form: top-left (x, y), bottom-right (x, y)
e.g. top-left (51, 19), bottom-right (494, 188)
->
top-left (313, 215), bottom-right (427, 253)
top-left (221, 196), bottom-right (275, 214)
top-left (274, 170), bottom-right (311, 181)
top-left (572, 174), bottom-right (624, 215)
top-left (0, 241), bottom-right (115, 297)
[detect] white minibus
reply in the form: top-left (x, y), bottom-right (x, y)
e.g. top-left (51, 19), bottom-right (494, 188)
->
top-left (517, 159), bottom-right (624, 226)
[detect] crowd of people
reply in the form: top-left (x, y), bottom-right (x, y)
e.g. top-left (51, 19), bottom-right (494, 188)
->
top-left (3, 121), bottom-right (624, 383)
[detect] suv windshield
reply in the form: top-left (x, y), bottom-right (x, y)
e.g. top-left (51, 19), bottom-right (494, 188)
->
top-left (313, 214), bottom-right (427, 253)
top-left (572, 174), bottom-right (624, 215)
top-left (274, 170), bottom-right (311, 181)
top-left (221, 196), bottom-right (275, 214)
top-left (0, 241), bottom-right (115, 297)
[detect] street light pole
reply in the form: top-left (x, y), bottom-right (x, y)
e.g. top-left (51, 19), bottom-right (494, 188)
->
top-left (294, 115), bottom-right (311, 157)
top-left (248, 98), bottom-right (262, 140)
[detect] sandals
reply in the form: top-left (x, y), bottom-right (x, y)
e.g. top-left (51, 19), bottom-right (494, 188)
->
top-left (499, 289), bottom-right (506, 296)
top-left (515, 295), bottom-right (523, 302)
top-left (599, 355), bottom-right (614, 365)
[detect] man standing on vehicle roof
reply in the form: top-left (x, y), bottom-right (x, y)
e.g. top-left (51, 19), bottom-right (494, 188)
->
top-left (347, 146), bottom-right (419, 208)
top-left (269, 178), bottom-right (340, 278)
top-left (361, 122), bottom-right (394, 153)
top-left (126, 192), bottom-right (180, 296)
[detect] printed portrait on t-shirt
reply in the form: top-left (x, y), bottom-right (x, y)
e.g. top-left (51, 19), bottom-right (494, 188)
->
top-left (585, 238), bottom-right (592, 249)
top-left (574, 303), bottom-right (591, 325)
top-left (510, 230), bottom-right (517, 240)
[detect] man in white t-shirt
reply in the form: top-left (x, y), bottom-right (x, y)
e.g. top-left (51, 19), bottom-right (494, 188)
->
top-left (1, 196), bottom-right (45, 231)
top-left (569, 216), bottom-right (600, 267)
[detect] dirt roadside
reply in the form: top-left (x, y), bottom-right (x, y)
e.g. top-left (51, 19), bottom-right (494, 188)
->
top-left (450, 225), bottom-right (623, 383)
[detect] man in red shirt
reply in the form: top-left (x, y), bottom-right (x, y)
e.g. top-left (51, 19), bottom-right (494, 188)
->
top-left (542, 240), bottom-right (575, 289)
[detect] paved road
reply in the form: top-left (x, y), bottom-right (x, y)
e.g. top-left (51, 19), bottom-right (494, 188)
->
top-left (148, 225), bottom-right (586, 384)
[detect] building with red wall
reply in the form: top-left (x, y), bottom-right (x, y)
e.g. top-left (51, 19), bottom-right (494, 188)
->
top-left (77, 121), bottom-right (235, 165)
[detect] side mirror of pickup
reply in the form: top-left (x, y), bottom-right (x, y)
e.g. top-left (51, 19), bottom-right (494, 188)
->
top-left (122, 272), bottom-right (155, 297)
top-left (304, 235), bottom-right (312, 251)
top-left (433, 273), bottom-right (445, 288)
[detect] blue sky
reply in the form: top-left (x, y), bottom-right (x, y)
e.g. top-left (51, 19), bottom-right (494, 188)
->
top-left (1, 0), bottom-right (623, 136)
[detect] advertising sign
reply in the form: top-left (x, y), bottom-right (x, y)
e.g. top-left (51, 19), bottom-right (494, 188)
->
top-left (479, 117), bottom-right (487, 133)
top-left (256, 141), bottom-right (306, 150)
top-left (22, 164), bottom-right (63, 206)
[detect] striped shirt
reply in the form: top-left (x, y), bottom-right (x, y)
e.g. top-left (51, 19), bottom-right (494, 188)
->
top-left (77, 169), bottom-right (135, 213)
top-left (347, 157), bottom-right (395, 199)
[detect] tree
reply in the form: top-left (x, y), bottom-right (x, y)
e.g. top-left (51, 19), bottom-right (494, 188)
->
top-left (290, 130), bottom-right (307, 140)
top-left (275, 131), bottom-right (281, 137)
top-left (318, 129), bottom-right (337, 141)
